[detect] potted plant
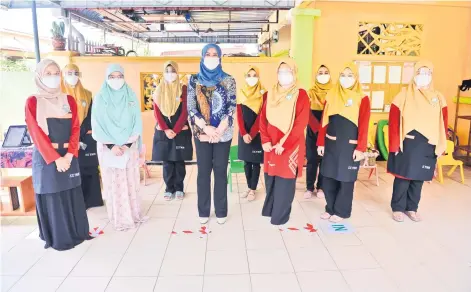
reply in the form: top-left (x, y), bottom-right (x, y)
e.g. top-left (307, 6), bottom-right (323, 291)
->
top-left (51, 21), bottom-right (66, 51)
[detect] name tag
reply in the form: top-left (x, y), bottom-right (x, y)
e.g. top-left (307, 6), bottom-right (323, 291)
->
top-left (345, 99), bottom-right (353, 107)
top-left (63, 104), bottom-right (71, 113)
top-left (81, 100), bottom-right (87, 107)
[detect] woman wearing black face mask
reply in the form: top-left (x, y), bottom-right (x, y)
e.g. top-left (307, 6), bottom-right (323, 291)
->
top-left (152, 61), bottom-right (193, 201)
top-left (187, 44), bottom-right (236, 225)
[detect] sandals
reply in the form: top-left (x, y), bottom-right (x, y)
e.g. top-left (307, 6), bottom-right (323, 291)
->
top-left (304, 190), bottom-right (313, 199)
top-left (316, 189), bottom-right (325, 199)
top-left (320, 212), bottom-right (332, 220)
top-left (405, 211), bottom-right (422, 222)
top-left (175, 191), bottom-right (185, 200)
top-left (328, 215), bottom-right (344, 223)
top-left (392, 212), bottom-right (404, 222)
top-left (163, 192), bottom-right (174, 201)
top-left (247, 190), bottom-right (256, 201)
top-left (240, 190), bottom-right (249, 198)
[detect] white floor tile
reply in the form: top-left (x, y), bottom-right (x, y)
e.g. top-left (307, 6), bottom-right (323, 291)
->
top-left (297, 271), bottom-right (350, 292)
top-left (9, 276), bottom-right (64, 292)
top-left (56, 277), bottom-right (110, 292)
top-left (154, 275), bottom-right (203, 292)
top-left (70, 252), bottom-right (123, 277)
top-left (1, 275), bottom-right (21, 291)
top-left (105, 277), bottom-right (156, 292)
top-left (245, 229), bottom-right (285, 250)
top-left (203, 274), bottom-right (251, 292)
top-left (250, 273), bottom-right (301, 292)
top-left (114, 249), bottom-right (165, 277)
top-left (328, 245), bottom-right (380, 270)
top-left (247, 249), bottom-right (293, 274)
top-left (159, 248), bottom-right (205, 276)
top-left (342, 268), bottom-right (398, 292)
top-left (205, 249), bottom-right (249, 275)
top-left (288, 247), bottom-right (338, 272)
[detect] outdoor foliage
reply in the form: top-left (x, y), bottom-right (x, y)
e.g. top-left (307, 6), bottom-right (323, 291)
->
top-left (51, 21), bottom-right (65, 39)
top-left (0, 58), bottom-right (31, 72)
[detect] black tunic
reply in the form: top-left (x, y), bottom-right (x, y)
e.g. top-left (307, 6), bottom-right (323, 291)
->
top-left (306, 109), bottom-right (323, 161)
top-left (387, 130), bottom-right (437, 181)
top-left (237, 104), bottom-right (263, 163)
top-left (152, 103), bottom-right (193, 162)
top-left (320, 115), bottom-right (361, 182)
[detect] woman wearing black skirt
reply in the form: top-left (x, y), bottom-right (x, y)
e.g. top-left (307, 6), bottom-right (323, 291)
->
top-left (25, 59), bottom-right (91, 250)
top-left (152, 61), bottom-right (193, 200)
top-left (387, 61), bottom-right (448, 222)
top-left (304, 64), bottom-right (332, 199)
top-left (237, 66), bottom-right (266, 201)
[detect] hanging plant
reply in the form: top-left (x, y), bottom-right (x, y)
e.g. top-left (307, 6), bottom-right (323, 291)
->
top-left (50, 21), bottom-right (66, 51)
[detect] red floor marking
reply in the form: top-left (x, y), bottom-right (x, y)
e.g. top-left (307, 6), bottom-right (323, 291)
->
top-left (287, 227), bottom-right (299, 231)
top-left (304, 223), bottom-right (317, 233)
top-left (89, 227), bottom-right (104, 237)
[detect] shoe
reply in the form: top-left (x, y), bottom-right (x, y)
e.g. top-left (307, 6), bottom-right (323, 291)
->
top-left (392, 212), bottom-right (404, 222)
top-left (199, 217), bottom-right (209, 224)
top-left (304, 190), bottom-right (313, 199)
top-left (164, 192), bottom-right (173, 201)
top-left (216, 217), bottom-right (227, 225)
top-left (405, 211), bottom-right (422, 222)
top-left (175, 191), bottom-right (184, 200)
top-left (247, 190), bottom-right (256, 201)
top-left (240, 190), bottom-right (249, 198)
top-left (316, 189), bottom-right (325, 199)
top-left (320, 212), bottom-right (331, 220)
top-left (329, 215), bottom-right (344, 223)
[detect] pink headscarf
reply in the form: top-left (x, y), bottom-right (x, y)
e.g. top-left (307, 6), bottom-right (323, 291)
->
top-left (34, 59), bottom-right (69, 135)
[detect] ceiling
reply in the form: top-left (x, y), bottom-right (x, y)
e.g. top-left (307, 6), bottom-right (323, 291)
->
top-left (1, 0), bottom-right (296, 43)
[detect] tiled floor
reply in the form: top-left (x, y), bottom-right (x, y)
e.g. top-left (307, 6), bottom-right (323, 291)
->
top-left (1, 163), bottom-right (471, 292)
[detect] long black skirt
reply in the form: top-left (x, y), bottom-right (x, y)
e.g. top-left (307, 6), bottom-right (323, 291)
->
top-left (36, 187), bottom-right (92, 251)
top-left (80, 166), bottom-right (104, 209)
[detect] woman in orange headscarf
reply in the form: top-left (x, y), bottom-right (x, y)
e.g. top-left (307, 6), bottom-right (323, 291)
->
top-left (259, 59), bottom-right (310, 227)
top-left (236, 65), bottom-right (267, 201)
top-left (304, 64), bottom-right (333, 199)
top-left (387, 61), bottom-right (447, 222)
top-left (317, 63), bottom-right (371, 223)
top-left (61, 63), bottom-right (103, 209)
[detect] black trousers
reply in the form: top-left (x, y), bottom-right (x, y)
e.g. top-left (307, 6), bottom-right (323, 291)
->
top-left (163, 161), bottom-right (186, 193)
top-left (306, 155), bottom-right (323, 192)
top-left (244, 162), bottom-right (261, 191)
top-left (391, 177), bottom-right (424, 212)
top-left (80, 166), bottom-right (103, 209)
top-left (323, 176), bottom-right (355, 218)
top-left (262, 174), bottom-right (296, 225)
top-left (195, 140), bottom-right (231, 218)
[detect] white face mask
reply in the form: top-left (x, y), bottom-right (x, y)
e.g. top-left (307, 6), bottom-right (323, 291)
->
top-left (164, 73), bottom-right (178, 83)
top-left (203, 57), bottom-right (220, 70)
top-left (41, 76), bottom-right (61, 89)
top-left (65, 75), bottom-right (79, 86)
top-left (414, 74), bottom-right (432, 88)
top-left (278, 72), bottom-right (294, 87)
top-left (316, 74), bottom-right (330, 85)
top-left (107, 78), bottom-right (125, 91)
top-left (339, 77), bottom-right (355, 89)
top-left (246, 77), bottom-right (259, 87)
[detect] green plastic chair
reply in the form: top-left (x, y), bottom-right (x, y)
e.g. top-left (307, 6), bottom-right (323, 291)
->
top-left (227, 145), bottom-right (245, 192)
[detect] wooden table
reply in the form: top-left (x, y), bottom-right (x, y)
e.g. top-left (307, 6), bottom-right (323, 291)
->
top-left (1, 176), bottom-right (35, 216)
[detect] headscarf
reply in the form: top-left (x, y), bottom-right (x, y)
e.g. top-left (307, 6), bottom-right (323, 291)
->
top-left (266, 59), bottom-right (300, 145)
top-left (392, 61), bottom-right (447, 155)
top-left (307, 64), bottom-right (333, 111)
top-left (92, 64), bottom-right (143, 150)
top-left (33, 59), bottom-right (69, 135)
top-left (61, 63), bottom-right (92, 125)
top-left (237, 65), bottom-right (266, 114)
top-left (322, 62), bottom-right (364, 127)
top-left (153, 60), bottom-right (182, 118)
top-left (197, 43), bottom-right (228, 87)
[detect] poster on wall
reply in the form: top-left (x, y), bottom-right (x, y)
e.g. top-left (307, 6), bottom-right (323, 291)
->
top-left (140, 72), bottom-right (194, 111)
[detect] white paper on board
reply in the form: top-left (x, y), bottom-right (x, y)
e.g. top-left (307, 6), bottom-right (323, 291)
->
top-left (389, 66), bottom-right (402, 84)
top-left (373, 66), bottom-right (387, 84)
top-left (359, 65), bottom-right (372, 84)
top-left (371, 91), bottom-right (385, 109)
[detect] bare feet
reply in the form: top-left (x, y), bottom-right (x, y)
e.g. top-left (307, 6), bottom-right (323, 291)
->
top-left (328, 215), bottom-right (344, 223)
top-left (240, 190), bottom-right (249, 198)
top-left (316, 189), bottom-right (325, 199)
top-left (405, 211), bottom-right (422, 222)
top-left (392, 212), bottom-right (404, 222)
top-left (247, 190), bottom-right (256, 201)
top-left (320, 212), bottom-right (332, 220)
top-left (304, 190), bottom-right (313, 199)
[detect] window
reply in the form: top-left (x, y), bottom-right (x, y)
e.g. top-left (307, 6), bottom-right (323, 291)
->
top-left (357, 22), bottom-right (423, 56)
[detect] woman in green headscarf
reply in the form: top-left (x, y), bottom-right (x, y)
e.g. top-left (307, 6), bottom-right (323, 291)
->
top-left (92, 64), bottom-right (147, 231)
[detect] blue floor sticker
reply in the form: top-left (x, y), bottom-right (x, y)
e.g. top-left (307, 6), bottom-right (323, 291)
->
top-left (325, 222), bottom-right (354, 234)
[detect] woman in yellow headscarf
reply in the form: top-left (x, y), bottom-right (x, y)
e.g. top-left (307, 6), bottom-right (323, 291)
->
top-left (61, 63), bottom-right (103, 209)
top-left (236, 65), bottom-right (267, 201)
top-left (304, 64), bottom-right (333, 199)
top-left (259, 59), bottom-right (310, 228)
top-left (387, 61), bottom-right (447, 222)
top-left (152, 61), bottom-right (193, 201)
top-left (317, 63), bottom-right (371, 223)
